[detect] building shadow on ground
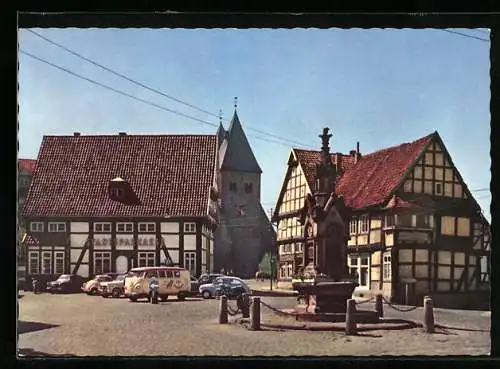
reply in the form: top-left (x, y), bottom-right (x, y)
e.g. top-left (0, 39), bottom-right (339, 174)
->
top-left (18, 321), bottom-right (60, 334)
top-left (17, 348), bottom-right (75, 357)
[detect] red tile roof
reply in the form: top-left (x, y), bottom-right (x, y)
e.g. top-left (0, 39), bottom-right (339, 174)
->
top-left (295, 133), bottom-right (435, 210)
top-left (19, 159), bottom-right (37, 175)
top-left (293, 150), bottom-right (357, 193)
top-left (22, 134), bottom-right (217, 218)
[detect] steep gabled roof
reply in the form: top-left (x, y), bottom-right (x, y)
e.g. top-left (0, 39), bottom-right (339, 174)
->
top-left (293, 132), bottom-right (434, 210)
top-left (22, 134), bottom-right (217, 218)
top-left (220, 111), bottom-right (262, 173)
top-left (19, 159), bottom-right (36, 175)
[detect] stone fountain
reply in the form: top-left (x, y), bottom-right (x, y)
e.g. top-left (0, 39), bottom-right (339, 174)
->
top-left (289, 128), bottom-right (378, 323)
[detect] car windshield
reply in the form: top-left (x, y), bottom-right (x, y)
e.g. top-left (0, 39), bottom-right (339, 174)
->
top-left (127, 271), bottom-right (144, 278)
top-left (57, 275), bottom-right (71, 281)
top-left (116, 275), bottom-right (126, 281)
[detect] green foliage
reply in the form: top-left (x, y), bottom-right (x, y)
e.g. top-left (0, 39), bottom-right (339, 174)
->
top-left (258, 252), bottom-right (277, 277)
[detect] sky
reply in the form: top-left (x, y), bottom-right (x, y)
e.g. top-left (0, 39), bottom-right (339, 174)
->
top-left (18, 28), bottom-right (491, 221)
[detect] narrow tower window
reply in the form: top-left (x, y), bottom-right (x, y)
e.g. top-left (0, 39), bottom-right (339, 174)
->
top-left (245, 183), bottom-right (253, 193)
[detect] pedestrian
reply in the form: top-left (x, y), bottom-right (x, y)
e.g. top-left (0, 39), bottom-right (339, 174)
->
top-left (32, 278), bottom-right (39, 294)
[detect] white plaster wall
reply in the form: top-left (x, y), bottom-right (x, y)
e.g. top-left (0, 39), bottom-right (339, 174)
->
top-left (116, 234), bottom-right (134, 250)
top-left (162, 235), bottom-right (179, 249)
top-left (168, 249), bottom-right (179, 264)
top-left (93, 234), bottom-right (112, 250)
top-left (137, 234), bottom-right (156, 250)
top-left (70, 222), bottom-right (89, 233)
top-left (161, 222), bottom-right (180, 233)
top-left (70, 234), bottom-right (87, 248)
top-left (184, 235), bottom-right (197, 251)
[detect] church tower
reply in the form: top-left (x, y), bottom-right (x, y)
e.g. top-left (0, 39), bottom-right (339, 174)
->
top-left (214, 100), bottom-right (275, 276)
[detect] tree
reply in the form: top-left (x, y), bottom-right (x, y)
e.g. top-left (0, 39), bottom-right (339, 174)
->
top-left (258, 252), bottom-right (277, 278)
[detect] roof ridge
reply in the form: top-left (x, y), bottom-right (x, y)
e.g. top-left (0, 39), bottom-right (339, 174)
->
top-left (293, 131), bottom-right (436, 158)
top-left (43, 133), bottom-right (217, 138)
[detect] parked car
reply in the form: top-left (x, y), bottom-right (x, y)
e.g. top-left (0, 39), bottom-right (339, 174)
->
top-left (199, 276), bottom-right (251, 299)
top-left (188, 275), bottom-right (201, 297)
top-left (100, 274), bottom-right (127, 298)
top-left (197, 273), bottom-right (224, 285)
top-left (82, 274), bottom-right (115, 295)
top-left (46, 274), bottom-right (87, 294)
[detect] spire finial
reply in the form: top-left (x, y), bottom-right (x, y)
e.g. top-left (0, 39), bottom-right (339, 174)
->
top-left (234, 96), bottom-right (238, 110)
top-left (219, 109), bottom-right (223, 124)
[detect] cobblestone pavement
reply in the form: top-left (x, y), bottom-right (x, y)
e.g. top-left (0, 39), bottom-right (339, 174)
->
top-left (18, 292), bottom-right (490, 357)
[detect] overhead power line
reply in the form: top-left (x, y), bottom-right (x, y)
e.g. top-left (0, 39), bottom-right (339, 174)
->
top-left (470, 188), bottom-right (490, 192)
top-left (19, 49), bottom-right (301, 148)
top-left (440, 29), bottom-right (490, 43)
top-left (26, 29), bottom-right (311, 149)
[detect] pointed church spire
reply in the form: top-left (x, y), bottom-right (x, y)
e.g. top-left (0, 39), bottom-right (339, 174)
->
top-left (220, 101), bottom-right (262, 173)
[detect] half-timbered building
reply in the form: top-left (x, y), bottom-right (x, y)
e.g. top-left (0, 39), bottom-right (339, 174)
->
top-left (273, 131), bottom-right (490, 309)
top-left (21, 133), bottom-right (219, 285)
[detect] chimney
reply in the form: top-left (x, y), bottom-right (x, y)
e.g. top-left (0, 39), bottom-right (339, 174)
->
top-left (73, 132), bottom-right (81, 137)
top-left (349, 150), bottom-right (356, 156)
top-left (335, 153), bottom-right (343, 174)
top-left (355, 141), bottom-right (361, 164)
top-left (118, 132), bottom-right (127, 136)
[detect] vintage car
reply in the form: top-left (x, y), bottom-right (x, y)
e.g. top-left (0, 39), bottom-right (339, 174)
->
top-left (100, 274), bottom-right (127, 298)
top-left (46, 274), bottom-right (87, 294)
top-left (81, 274), bottom-right (118, 295)
top-left (199, 276), bottom-right (251, 299)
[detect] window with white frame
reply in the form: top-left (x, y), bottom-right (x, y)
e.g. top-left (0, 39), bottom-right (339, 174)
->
top-left (94, 222), bottom-right (112, 233)
top-left (359, 215), bottom-right (369, 234)
top-left (48, 222), bottom-right (66, 232)
top-left (29, 252), bottom-right (39, 274)
top-left (94, 252), bottom-right (111, 274)
top-left (54, 252), bottom-right (65, 275)
top-left (348, 254), bottom-right (370, 287)
top-left (41, 251), bottom-right (52, 275)
top-left (184, 222), bottom-right (196, 233)
top-left (138, 222), bottom-right (156, 233)
top-left (138, 252), bottom-right (155, 268)
top-left (116, 222), bottom-right (133, 233)
top-left (30, 222), bottom-right (44, 232)
top-left (383, 253), bottom-right (392, 281)
top-left (184, 252), bottom-right (196, 276)
top-left (349, 218), bottom-right (358, 235)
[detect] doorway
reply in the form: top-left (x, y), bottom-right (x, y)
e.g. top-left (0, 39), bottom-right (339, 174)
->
top-left (116, 255), bottom-right (128, 274)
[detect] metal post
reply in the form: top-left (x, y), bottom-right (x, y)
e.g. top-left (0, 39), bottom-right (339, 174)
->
top-left (345, 299), bottom-right (357, 335)
top-left (250, 297), bottom-right (261, 330)
top-left (375, 293), bottom-right (383, 318)
top-left (423, 296), bottom-right (434, 333)
top-left (218, 295), bottom-right (228, 324)
top-left (242, 293), bottom-right (250, 319)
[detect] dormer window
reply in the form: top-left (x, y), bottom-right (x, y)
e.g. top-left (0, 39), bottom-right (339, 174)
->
top-left (110, 187), bottom-right (124, 198)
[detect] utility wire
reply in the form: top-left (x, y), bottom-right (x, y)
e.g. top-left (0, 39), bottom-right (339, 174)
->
top-left (19, 49), bottom-right (298, 148)
top-left (470, 188), bottom-right (490, 192)
top-left (26, 29), bottom-right (311, 149)
top-left (440, 29), bottom-right (490, 43)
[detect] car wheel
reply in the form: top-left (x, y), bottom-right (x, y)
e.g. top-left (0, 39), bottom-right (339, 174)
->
top-left (111, 288), bottom-right (121, 298)
top-left (160, 295), bottom-right (168, 302)
top-left (101, 294), bottom-right (108, 298)
top-left (202, 290), bottom-right (211, 299)
top-left (177, 292), bottom-right (186, 301)
top-left (129, 297), bottom-right (137, 302)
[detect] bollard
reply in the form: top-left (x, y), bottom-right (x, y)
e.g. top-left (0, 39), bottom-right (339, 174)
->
top-left (218, 295), bottom-right (228, 324)
top-left (250, 297), bottom-right (261, 331)
top-left (375, 293), bottom-right (384, 318)
top-left (345, 299), bottom-right (357, 335)
top-left (423, 296), bottom-right (434, 333)
top-left (241, 293), bottom-right (250, 319)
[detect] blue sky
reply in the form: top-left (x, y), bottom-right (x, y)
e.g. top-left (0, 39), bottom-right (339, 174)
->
top-left (18, 28), bottom-right (491, 221)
